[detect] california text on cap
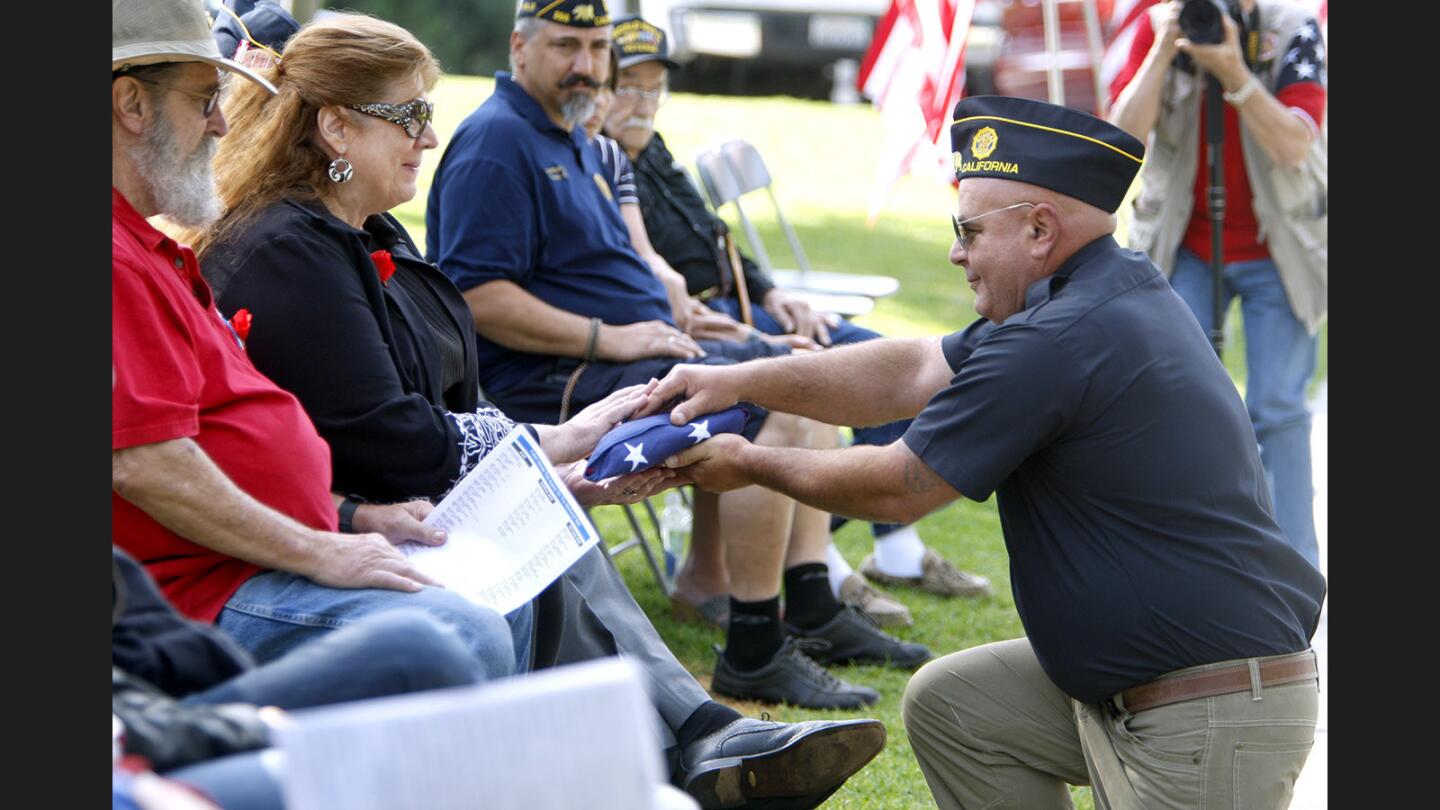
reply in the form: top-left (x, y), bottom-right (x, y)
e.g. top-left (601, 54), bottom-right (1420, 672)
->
top-left (950, 95), bottom-right (1144, 214)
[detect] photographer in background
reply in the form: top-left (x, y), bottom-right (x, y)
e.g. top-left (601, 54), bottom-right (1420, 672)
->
top-left (1108, 0), bottom-right (1326, 570)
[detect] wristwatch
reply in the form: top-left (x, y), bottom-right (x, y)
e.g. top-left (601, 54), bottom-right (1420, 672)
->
top-left (1223, 75), bottom-right (1260, 106)
top-left (337, 497), bottom-right (361, 533)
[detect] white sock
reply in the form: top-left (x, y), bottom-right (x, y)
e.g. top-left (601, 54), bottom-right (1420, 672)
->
top-left (873, 524), bottom-right (926, 577)
top-left (825, 543), bottom-right (854, 598)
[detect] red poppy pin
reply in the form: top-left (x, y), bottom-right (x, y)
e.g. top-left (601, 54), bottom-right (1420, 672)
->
top-left (371, 249), bottom-right (396, 286)
top-left (230, 308), bottom-right (252, 342)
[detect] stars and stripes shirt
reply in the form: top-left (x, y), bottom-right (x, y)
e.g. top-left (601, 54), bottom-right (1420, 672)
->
top-left (591, 133), bottom-right (639, 207)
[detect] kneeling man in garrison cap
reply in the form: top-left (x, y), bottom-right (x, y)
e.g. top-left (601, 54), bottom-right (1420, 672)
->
top-left (643, 95), bottom-right (1326, 809)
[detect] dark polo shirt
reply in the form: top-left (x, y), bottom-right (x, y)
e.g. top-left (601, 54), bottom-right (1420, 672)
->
top-left (426, 72), bottom-right (674, 399)
top-left (903, 235), bottom-right (1325, 703)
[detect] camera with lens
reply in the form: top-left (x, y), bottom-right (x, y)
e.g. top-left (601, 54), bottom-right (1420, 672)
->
top-left (1178, 0), bottom-right (1237, 45)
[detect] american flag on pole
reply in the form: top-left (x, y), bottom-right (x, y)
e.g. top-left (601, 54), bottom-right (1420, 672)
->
top-left (1099, 0), bottom-right (1161, 95)
top-left (856, 0), bottom-right (976, 226)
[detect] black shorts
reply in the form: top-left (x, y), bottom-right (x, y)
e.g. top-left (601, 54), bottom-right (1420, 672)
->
top-left (489, 337), bottom-right (789, 441)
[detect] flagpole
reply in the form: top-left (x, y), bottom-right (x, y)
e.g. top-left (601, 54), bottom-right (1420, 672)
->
top-left (1041, 0), bottom-right (1064, 105)
top-left (1081, 0), bottom-right (1108, 116)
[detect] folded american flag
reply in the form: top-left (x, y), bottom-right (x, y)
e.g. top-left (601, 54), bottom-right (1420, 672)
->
top-left (584, 406), bottom-right (750, 481)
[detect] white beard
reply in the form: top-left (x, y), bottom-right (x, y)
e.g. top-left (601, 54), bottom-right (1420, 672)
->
top-left (131, 107), bottom-right (221, 227)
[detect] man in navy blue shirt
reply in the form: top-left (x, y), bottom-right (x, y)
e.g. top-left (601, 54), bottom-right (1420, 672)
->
top-left (645, 96), bottom-right (1326, 809)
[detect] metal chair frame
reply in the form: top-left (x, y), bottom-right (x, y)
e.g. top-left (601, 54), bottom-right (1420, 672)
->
top-left (705, 139), bottom-right (902, 301)
top-left (595, 487), bottom-right (692, 597)
top-left (692, 145), bottom-right (876, 319)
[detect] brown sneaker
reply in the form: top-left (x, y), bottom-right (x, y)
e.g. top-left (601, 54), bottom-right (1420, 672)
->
top-left (861, 548), bottom-right (993, 598)
top-left (838, 573), bottom-right (913, 627)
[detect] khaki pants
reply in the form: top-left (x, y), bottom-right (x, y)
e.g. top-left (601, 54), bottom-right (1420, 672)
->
top-left (901, 638), bottom-right (1318, 809)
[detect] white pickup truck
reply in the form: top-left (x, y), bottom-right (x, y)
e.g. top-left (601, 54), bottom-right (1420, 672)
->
top-left (612, 0), bottom-right (887, 81)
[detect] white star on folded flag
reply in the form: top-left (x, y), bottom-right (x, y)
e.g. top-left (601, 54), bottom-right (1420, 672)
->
top-left (1294, 61), bottom-right (1315, 79)
top-left (624, 442), bottom-right (647, 472)
top-left (687, 420), bottom-right (711, 444)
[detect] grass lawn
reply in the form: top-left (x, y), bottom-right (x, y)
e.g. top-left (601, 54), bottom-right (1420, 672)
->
top-left (398, 75), bottom-right (1327, 808)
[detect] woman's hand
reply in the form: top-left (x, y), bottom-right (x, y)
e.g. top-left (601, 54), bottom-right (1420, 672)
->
top-left (546, 381), bottom-right (658, 464)
top-left (559, 461), bottom-right (681, 507)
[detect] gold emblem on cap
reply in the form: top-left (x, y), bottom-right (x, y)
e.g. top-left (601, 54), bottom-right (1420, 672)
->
top-left (971, 126), bottom-right (998, 160)
top-left (574, 4), bottom-right (595, 21)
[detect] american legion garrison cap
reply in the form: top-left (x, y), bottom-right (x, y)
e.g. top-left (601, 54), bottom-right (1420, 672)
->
top-left (612, 15), bottom-right (680, 69)
top-left (950, 96), bottom-right (1145, 214)
top-left (516, 0), bottom-right (610, 27)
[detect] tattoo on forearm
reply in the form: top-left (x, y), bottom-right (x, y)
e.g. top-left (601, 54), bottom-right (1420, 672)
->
top-left (903, 456), bottom-right (942, 494)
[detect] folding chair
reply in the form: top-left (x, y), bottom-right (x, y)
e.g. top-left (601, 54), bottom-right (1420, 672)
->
top-left (592, 488), bottom-right (692, 597)
top-left (590, 498), bottom-right (673, 593)
top-left (718, 139), bottom-right (902, 301)
top-left (692, 146), bottom-right (875, 319)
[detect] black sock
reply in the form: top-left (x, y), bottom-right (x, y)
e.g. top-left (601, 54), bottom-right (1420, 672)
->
top-left (675, 701), bottom-right (744, 748)
top-left (724, 595), bottom-right (784, 671)
top-left (783, 562), bottom-right (841, 630)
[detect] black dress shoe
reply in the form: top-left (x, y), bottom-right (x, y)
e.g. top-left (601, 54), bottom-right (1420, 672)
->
top-left (679, 715), bottom-right (887, 809)
top-left (711, 638), bottom-right (880, 710)
top-left (784, 605), bottom-right (932, 670)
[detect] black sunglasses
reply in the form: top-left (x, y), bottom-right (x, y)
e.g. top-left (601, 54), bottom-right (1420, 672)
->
top-left (347, 98), bottom-right (435, 139)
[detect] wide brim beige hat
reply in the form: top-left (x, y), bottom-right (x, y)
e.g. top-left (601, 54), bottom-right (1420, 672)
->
top-left (113, 0), bottom-right (277, 95)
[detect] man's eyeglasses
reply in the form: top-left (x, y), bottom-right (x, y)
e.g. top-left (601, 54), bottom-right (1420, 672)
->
top-left (348, 98), bottom-right (435, 139)
top-left (126, 75), bottom-right (223, 117)
top-left (613, 85), bottom-right (669, 106)
top-left (950, 202), bottom-right (1036, 250)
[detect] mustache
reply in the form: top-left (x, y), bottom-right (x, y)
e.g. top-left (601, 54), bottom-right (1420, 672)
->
top-left (558, 73), bottom-right (600, 89)
top-left (618, 115), bottom-right (653, 130)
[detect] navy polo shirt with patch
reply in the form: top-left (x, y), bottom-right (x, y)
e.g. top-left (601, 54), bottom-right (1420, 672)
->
top-left (426, 72), bottom-right (673, 398)
top-left (902, 236), bottom-right (1325, 703)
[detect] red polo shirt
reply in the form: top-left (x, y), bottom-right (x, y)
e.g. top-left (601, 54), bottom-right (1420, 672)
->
top-left (112, 188), bottom-right (338, 622)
